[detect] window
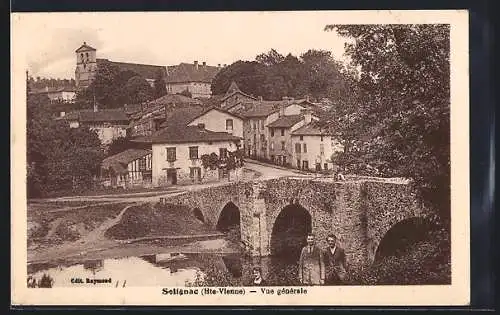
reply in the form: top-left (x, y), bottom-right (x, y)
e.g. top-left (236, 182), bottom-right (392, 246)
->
top-left (281, 129), bottom-right (285, 136)
top-left (300, 135), bottom-right (304, 141)
top-left (139, 158), bottom-right (146, 170)
top-left (320, 135), bottom-right (324, 142)
top-left (260, 134), bottom-right (265, 142)
top-left (226, 119), bottom-right (233, 131)
top-left (281, 141), bottom-right (285, 150)
top-left (324, 163), bottom-right (328, 170)
top-left (253, 121), bottom-right (257, 130)
top-left (166, 147), bottom-right (176, 162)
top-left (219, 148), bottom-right (228, 159)
top-left (297, 159), bottom-right (301, 168)
top-left (189, 146), bottom-right (199, 160)
top-left (302, 160), bottom-right (309, 170)
top-left (270, 142), bottom-right (274, 151)
top-left (271, 129), bottom-right (275, 137)
top-left (261, 119), bottom-right (265, 130)
top-left (295, 143), bottom-right (301, 153)
top-left (320, 144), bottom-right (324, 156)
top-left (303, 143), bottom-right (307, 153)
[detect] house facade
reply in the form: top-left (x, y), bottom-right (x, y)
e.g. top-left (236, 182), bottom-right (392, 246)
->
top-left (149, 126), bottom-right (242, 187)
top-left (165, 62), bottom-right (220, 98)
top-left (63, 109), bottom-right (129, 145)
top-left (187, 107), bottom-right (244, 139)
top-left (100, 149), bottom-right (153, 188)
top-left (291, 121), bottom-right (344, 171)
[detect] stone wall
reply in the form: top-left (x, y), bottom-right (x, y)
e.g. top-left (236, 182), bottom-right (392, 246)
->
top-left (162, 177), bottom-right (428, 271)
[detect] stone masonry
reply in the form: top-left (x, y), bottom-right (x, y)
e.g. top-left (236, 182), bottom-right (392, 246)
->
top-left (163, 177), bottom-right (429, 272)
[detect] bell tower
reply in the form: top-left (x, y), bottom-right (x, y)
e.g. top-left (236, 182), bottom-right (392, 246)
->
top-left (75, 42), bottom-right (97, 90)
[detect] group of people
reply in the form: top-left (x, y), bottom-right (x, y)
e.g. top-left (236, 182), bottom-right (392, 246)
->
top-left (247, 233), bottom-right (348, 286)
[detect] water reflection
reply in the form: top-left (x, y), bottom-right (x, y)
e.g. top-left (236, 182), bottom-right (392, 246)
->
top-left (27, 253), bottom-right (299, 287)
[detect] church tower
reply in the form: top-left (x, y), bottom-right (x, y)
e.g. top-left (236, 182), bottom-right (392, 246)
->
top-left (75, 42), bottom-right (97, 90)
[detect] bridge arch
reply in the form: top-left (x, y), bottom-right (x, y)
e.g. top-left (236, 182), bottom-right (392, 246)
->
top-left (216, 201), bottom-right (241, 233)
top-left (373, 217), bottom-right (434, 263)
top-left (270, 203), bottom-right (312, 261)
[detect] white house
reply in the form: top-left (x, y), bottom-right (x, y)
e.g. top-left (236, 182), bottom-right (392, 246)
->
top-left (149, 125), bottom-right (242, 187)
top-left (186, 106), bottom-right (244, 139)
top-left (291, 121), bottom-right (344, 171)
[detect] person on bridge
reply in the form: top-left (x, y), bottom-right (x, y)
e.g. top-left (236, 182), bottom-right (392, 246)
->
top-left (323, 234), bottom-right (348, 285)
top-left (298, 233), bottom-right (325, 285)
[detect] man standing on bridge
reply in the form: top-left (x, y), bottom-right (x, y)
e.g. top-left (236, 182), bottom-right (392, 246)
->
top-left (323, 234), bottom-right (348, 285)
top-left (298, 233), bottom-right (325, 285)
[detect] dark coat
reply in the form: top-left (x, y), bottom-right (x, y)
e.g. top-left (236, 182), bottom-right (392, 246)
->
top-left (298, 245), bottom-right (325, 285)
top-left (323, 246), bottom-right (347, 285)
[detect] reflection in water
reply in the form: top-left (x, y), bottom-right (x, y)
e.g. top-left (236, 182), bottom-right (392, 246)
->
top-left (27, 251), bottom-right (300, 287)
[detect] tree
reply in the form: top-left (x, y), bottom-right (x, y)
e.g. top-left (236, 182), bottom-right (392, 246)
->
top-left (27, 93), bottom-right (104, 197)
top-left (153, 70), bottom-right (167, 98)
top-left (125, 76), bottom-right (154, 104)
top-left (256, 49), bottom-right (285, 66)
top-left (211, 61), bottom-right (267, 96)
top-left (324, 24), bottom-right (450, 222)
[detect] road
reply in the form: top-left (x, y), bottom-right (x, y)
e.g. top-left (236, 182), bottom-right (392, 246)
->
top-left (30, 161), bottom-right (303, 204)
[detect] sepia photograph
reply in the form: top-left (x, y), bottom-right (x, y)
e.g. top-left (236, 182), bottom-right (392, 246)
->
top-left (11, 10), bottom-right (469, 306)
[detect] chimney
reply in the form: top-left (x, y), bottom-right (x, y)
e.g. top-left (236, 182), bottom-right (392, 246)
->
top-left (202, 61), bottom-right (206, 67)
top-left (194, 61), bottom-right (198, 70)
top-left (301, 108), bottom-right (313, 124)
top-left (83, 41), bottom-right (86, 45)
top-left (218, 64), bottom-right (221, 68)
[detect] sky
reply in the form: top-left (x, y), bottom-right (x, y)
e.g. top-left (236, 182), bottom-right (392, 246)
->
top-left (14, 11), bottom-right (351, 79)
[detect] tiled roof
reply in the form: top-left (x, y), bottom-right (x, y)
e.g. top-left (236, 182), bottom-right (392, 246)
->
top-left (30, 86), bottom-right (76, 94)
top-left (186, 106), bottom-right (244, 124)
top-left (148, 125), bottom-right (241, 144)
top-left (220, 81), bottom-right (257, 103)
top-left (97, 59), bottom-right (167, 80)
top-left (267, 115), bottom-right (304, 128)
top-left (165, 62), bottom-right (220, 84)
top-left (291, 121), bottom-right (332, 136)
top-left (147, 94), bottom-right (202, 107)
top-left (62, 109), bottom-right (129, 123)
top-left (102, 149), bottom-right (151, 174)
top-left (75, 42), bottom-right (96, 52)
top-left (159, 106), bottom-right (205, 128)
top-left (237, 101), bottom-right (281, 118)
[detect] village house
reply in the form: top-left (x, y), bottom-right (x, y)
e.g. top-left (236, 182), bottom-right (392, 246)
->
top-left (62, 107), bottom-right (129, 145)
top-left (267, 109), bottom-right (319, 166)
top-left (29, 86), bottom-right (77, 104)
top-left (219, 81), bottom-right (257, 110)
top-left (290, 120), bottom-right (344, 171)
top-left (100, 149), bottom-right (153, 188)
top-left (186, 106), bottom-right (244, 139)
top-left (165, 61), bottom-right (221, 98)
top-left (146, 125), bottom-right (242, 187)
top-left (128, 94), bottom-right (203, 138)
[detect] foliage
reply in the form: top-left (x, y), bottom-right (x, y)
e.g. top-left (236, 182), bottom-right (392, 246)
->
top-left (153, 70), bottom-right (167, 98)
top-left (125, 76), bottom-right (154, 104)
top-left (200, 152), bottom-right (220, 170)
top-left (324, 24), bottom-right (450, 223)
top-left (211, 50), bottom-right (351, 101)
top-left (27, 93), bottom-right (105, 198)
top-left (28, 76), bottom-right (75, 90)
top-left (74, 60), bottom-right (154, 109)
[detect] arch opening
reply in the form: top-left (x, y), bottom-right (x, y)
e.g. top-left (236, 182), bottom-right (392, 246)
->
top-left (192, 208), bottom-right (205, 223)
top-left (270, 204), bottom-right (312, 262)
top-left (374, 217), bottom-right (434, 262)
top-left (216, 202), bottom-right (241, 238)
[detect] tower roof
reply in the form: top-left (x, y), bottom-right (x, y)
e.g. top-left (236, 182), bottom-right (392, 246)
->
top-left (225, 81), bottom-right (241, 96)
top-left (75, 42), bottom-right (96, 52)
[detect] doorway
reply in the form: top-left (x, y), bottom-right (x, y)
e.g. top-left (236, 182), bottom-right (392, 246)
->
top-left (166, 168), bottom-right (177, 185)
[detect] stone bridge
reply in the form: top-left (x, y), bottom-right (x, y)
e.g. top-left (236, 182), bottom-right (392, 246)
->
top-left (165, 177), bottom-right (430, 271)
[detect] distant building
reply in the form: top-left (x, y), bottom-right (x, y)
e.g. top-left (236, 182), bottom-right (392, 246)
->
top-left (186, 106), bottom-right (244, 139)
top-left (100, 149), bottom-right (153, 188)
top-left (62, 108), bottom-right (129, 145)
top-left (165, 61), bottom-right (220, 98)
top-left (219, 81), bottom-right (257, 110)
top-left (74, 42), bottom-right (167, 90)
top-left (29, 86), bottom-right (76, 103)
